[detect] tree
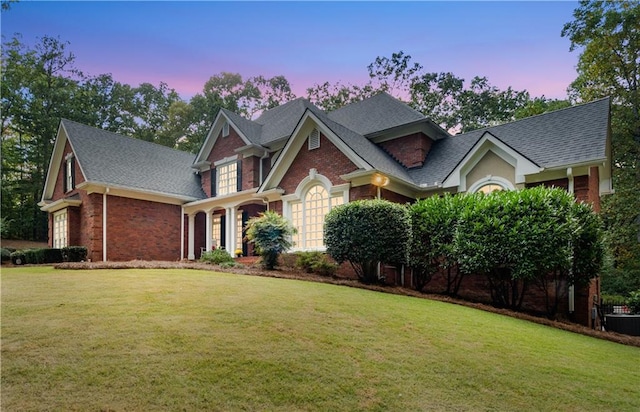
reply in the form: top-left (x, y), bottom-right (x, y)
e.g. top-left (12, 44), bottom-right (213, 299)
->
top-left (562, 0), bottom-right (640, 295)
top-left (324, 199), bottom-right (411, 284)
top-left (1, 35), bottom-right (85, 240)
top-left (245, 211), bottom-right (296, 270)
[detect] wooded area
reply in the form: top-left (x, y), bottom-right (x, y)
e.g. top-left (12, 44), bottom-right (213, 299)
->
top-left (1, 1), bottom-right (638, 294)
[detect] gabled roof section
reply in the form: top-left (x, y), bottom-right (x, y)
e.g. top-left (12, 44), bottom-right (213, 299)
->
top-left (409, 97), bottom-right (611, 188)
top-left (54, 119), bottom-right (205, 200)
top-left (327, 92), bottom-right (426, 136)
top-left (221, 108), bottom-right (263, 143)
top-left (254, 98), bottom-right (316, 145)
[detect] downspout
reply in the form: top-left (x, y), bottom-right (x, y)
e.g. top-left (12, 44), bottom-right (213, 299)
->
top-left (103, 187), bottom-right (109, 262)
top-left (259, 149), bottom-right (269, 185)
top-left (567, 167), bottom-right (575, 313)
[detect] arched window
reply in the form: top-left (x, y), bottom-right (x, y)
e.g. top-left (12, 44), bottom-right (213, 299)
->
top-left (289, 183), bottom-right (344, 250)
top-left (468, 176), bottom-right (515, 194)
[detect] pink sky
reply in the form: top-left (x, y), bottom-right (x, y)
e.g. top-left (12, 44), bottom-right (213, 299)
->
top-left (2, 1), bottom-right (581, 101)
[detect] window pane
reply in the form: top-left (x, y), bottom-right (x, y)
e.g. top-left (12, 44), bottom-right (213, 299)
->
top-left (218, 162), bottom-right (238, 196)
top-left (304, 185), bottom-right (329, 249)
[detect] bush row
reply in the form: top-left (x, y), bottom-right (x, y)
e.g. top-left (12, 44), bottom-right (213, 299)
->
top-left (9, 246), bottom-right (87, 265)
top-left (324, 187), bottom-right (605, 318)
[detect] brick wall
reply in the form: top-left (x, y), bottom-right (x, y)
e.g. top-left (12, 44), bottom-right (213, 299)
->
top-left (104, 195), bottom-right (182, 261)
top-left (52, 140), bottom-right (86, 201)
top-left (279, 134), bottom-right (358, 193)
top-left (378, 133), bottom-right (432, 168)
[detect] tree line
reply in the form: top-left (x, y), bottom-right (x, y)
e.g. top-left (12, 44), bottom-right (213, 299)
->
top-left (1, 1), bottom-right (638, 295)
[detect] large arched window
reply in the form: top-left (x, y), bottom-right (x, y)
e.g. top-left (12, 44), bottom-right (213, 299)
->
top-left (288, 179), bottom-right (346, 250)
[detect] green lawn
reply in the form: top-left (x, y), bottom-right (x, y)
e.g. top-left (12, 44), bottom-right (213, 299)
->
top-left (2, 267), bottom-right (639, 411)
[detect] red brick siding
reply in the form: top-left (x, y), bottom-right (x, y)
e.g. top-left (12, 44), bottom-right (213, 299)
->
top-left (350, 185), bottom-right (377, 201)
top-left (242, 156), bottom-right (261, 190)
top-left (201, 169), bottom-right (212, 197)
top-left (207, 127), bottom-right (246, 163)
top-left (378, 133), bottom-right (432, 169)
top-left (279, 134), bottom-right (359, 193)
top-left (105, 195), bottom-right (182, 261)
top-left (52, 140), bottom-right (86, 201)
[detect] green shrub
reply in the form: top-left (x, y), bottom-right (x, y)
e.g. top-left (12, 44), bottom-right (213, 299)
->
top-left (43, 248), bottom-right (63, 263)
top-left (1, 248), bottom-right (11, 262)
top-left (220, 261), bottom-right (239, 269)
top-left (62, 246), bottom-right (88, 262)
top-left (627, 290), bottom-right (640, 314)
top-left (246, 211), bottom-right (296, 270)
top-left (200, 249), bottom-right (234, 265)
top-left (296, 251), bottom-right (338, 276)
top-left (24, 248), bottom-right (45, 264)
top-left (325, 199), bottom-right (411, 284)
top-left (10, 250), bottom-right (26, 265)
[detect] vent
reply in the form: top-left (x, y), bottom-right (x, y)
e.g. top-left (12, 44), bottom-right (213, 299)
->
top-left (308, 128), bottom-right (320, 150)
top-left (222, 122), bottom-right (230, 137)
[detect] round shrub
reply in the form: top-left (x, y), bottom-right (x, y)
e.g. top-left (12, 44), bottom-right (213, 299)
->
top-left (200, 249), bottom-right (235, 265)
top-left (324, 199), bottom-right (410, 284)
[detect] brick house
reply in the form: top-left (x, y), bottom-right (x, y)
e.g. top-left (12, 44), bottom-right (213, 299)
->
top-left (40, 93), bottom-right (611, 324)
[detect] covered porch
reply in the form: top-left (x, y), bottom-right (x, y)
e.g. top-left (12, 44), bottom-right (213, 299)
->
top-left (182, 189), bottom-right (267, 260)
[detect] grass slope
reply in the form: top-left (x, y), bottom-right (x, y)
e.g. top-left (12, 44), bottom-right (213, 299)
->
top-left (2, 267), bottom-right (639, 411)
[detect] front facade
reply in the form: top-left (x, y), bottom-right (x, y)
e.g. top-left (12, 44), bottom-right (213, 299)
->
top-left (40, 93), bottom-right (612, 324)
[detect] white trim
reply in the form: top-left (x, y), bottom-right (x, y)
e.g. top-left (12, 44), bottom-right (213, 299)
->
top-left (442, 132), bottom-right (542, 191)
top-left (213, 155), bottom-right (239, 167)
top-left (193, 111), bottom-right (254, 167)
top-left (103, 189), bottom-right (108, 262)
top-left (39, 197), bottom-right (82, 213)
top-left (180, 206), bottom-right (185, 260)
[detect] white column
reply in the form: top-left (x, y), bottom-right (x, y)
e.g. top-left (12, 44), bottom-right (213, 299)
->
top-left (205, 209), bottom-right (213, 252)
top-left (180, 207), bottom-right (185, 260)
top-left (225, 207), bottom-right (237, 252)
top-left (188, 214), bottom-right (195, 260)
top-left (103, 189), bottom-right (108, 262)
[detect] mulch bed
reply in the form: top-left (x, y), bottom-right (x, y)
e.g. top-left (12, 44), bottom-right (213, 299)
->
top-left (44, 260), bottom-right (640, 348)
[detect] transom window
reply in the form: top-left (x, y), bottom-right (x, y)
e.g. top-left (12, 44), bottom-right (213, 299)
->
top-left (53, 209), bottom-right (68, 248)
top-left (217, 162), bottom-right (238, 196)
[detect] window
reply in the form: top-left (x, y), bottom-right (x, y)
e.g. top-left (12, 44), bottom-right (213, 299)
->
top-left (290, 184), bottom-right (344, 250)
top-left (212, 215), bottom-right (221, 248)
top-left (217, 162), bottom-right (238, 196)
top-left (308, 128), bottom-right (320, 150)
top-left (65, 156), bottom-right (75, 192)
top-left (476, 184), bottom-right (504, 194)
top-left (468, 176), bottom-right (514, 194)
top-left (53, 210), bottom-right (68, 248)
top-left (236, 211), bottom-right (244, 252)
top-left (222, 121), bottom-right (230, 137)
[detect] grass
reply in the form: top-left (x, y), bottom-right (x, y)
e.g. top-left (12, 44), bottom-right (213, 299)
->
top-left (2, 267), bottom-right (639, 411)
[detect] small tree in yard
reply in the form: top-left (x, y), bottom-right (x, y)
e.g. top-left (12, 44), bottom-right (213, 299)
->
top-left (245, 211), bottom-right (296, 270)
top-left (324, 199), bottom-right (411, 284)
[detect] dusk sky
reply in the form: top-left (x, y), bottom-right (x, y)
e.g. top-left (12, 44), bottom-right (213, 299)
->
top-left (2, 1), bottom-right (582, 102)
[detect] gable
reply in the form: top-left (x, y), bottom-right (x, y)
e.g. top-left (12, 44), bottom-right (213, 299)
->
top-left (465, 150), bottom-right (516, 190)
top-left (259, 110), bottom-right (371, 192)
top-left (41, 122), bottom-right (87, 202)
top-left (442, 131), bottom-right (541, 191)
top-left (194, 111), bottom-right (255, 169)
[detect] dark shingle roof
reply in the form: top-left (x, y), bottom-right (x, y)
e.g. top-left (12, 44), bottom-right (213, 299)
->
top-left (327, 92), bottom-right (426, 135)
top-left (409, 97), bottom-right (610, 186)
top-left (61, 119), bottom-right (205, 200)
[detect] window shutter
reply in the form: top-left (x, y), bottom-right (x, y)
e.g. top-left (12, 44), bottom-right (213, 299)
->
top-left (308, 128), bottom-right (320, 150)
top-left (210, 168), bottom-right (217, 197)
top-left (220, 215), bottom-right (226, 249)
top-left (70, 158), bottom-right (75, 189)
top-left (63, 160), bottom-right (68, 193)
top-left (236, 159), bottom-right (243, 192)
